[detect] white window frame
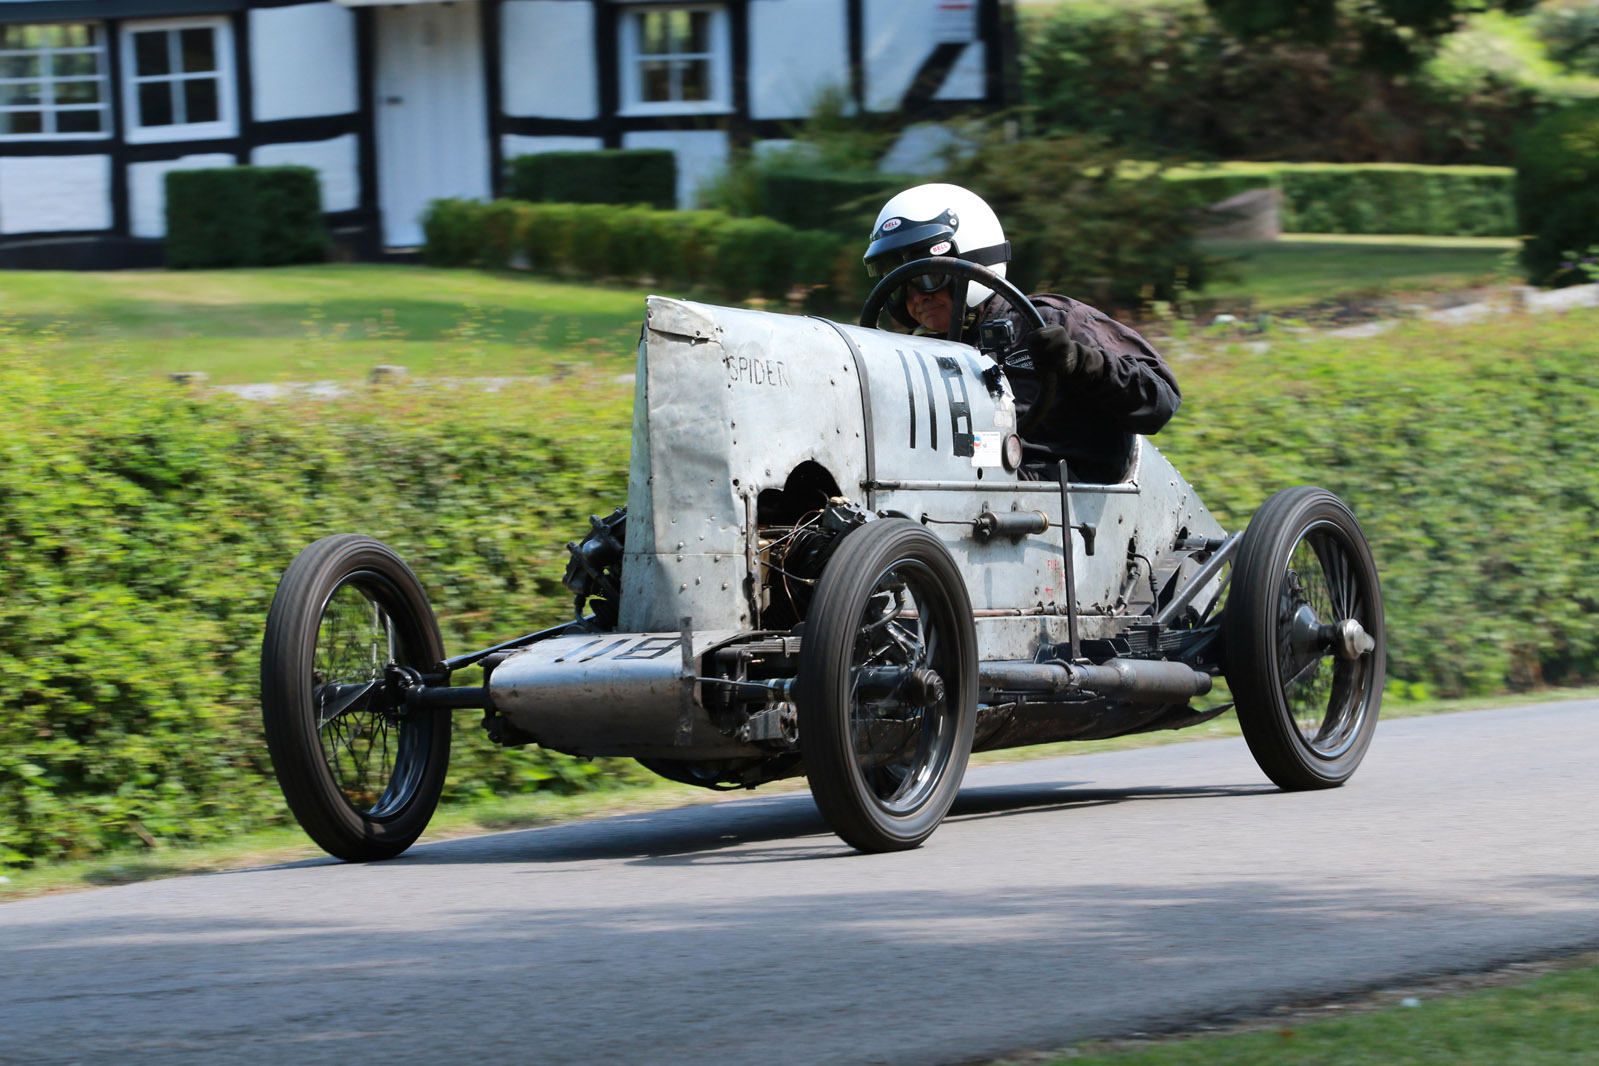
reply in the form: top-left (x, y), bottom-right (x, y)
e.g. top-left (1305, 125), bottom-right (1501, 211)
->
top-left (618, 4), bottom-right (732, 117)
top-left (120, 16), bottom-right (237, 144)
top-left (0, 22), bottom-right (112, 142)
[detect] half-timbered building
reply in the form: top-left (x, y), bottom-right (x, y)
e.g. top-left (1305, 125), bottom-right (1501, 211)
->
top-left (0, 0), bottom-right (1012, 268)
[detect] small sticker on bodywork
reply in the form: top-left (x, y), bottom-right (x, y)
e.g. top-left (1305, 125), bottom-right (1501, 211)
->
top-left (971, 432), bottom-right (1003, 467)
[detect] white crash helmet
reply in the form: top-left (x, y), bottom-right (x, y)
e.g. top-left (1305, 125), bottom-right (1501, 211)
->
top-left (863, 183), bottom-right (1011, 309)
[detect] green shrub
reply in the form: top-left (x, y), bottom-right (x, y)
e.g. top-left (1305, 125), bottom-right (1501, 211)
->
top-left (1534, 0), bottom-right (1599, 77)
top-left (1165, 170), bottom-right (1278, 208)
top-left (1021, 0), bottom-right (1593, 164)
top-left (165, 166), bottom-right (327, 269)
top-left (420, 198), bottom-right (489, 267)
top-left (757, 170), bottom-right (904, 234)
top-left (1516, 99), bottom-right (1599, 285)
top-left (1165, 162), bottom-right (1517, 235)
top-left (1158, 312), bottom-right (1599, 699)
top-left (1275, 164), bottom-right (1516, 236)
top-left (708, 216), bottom-right (804, 300)
top-left (432, 198), bottom-right (858, 306)
top-left (0, 334), bottom-right (637, 868)
top-left (946, 129), bottom-right (1211, 308)
top-left (5, 303), bottom-right (1599, 868)
top-left (478, 200), bottom-right (526, 270)
top-left (506, 150), bottom-right (677, 209)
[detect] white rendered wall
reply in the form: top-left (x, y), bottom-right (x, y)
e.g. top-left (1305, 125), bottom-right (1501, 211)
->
top-left (934, 38), bottom-right (986, 100)
top-left (0, 155), bottom-right (112, 234)
top-left (252, 134), bottom-right (360, 212)
top-left (748, 0), bottom-right (848, 120)
top-left (128, 153), bottom-right (236, 238)
top-left (879, 124), bottom-right (964, 175)
top-left (622, 128), bottom-right (728, 209)
top-left (500, 1), bottom-right (597, 119)
top-left (863, 0), bottom-right (986, 112)
top-left (250, 4), bottom-right (358, 121)
top-left (502, 134), bottom-right (604, 163)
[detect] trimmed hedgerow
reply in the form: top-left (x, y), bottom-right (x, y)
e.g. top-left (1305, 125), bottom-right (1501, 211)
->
top-left (1166, 163), bottom-right (1517, 236)
top-left (505, 150), bottom-right (677, 210)
top-left (420, 198), bottom-right (865, 307)
top-left (1157, 310), bottom-right (1599, 701)
top-left (165, 166), bottom-right (328, 269)
top-left (0, 332), bottom-right (638, 868)
top-left (756, 170), bottom-right (905, 234)
top-left (3, 303), bottom-right (1598, 868)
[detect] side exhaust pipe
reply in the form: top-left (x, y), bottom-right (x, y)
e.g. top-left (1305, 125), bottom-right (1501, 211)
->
top-left (979, 659), bottom-right (1212, 703)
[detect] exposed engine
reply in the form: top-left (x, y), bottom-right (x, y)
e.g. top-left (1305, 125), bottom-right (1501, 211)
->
top-left (563, 507), bottom-right (627, 629)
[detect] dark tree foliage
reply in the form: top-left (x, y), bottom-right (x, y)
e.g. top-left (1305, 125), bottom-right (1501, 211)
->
top-left (1205, 0), bottom-right (1539, 71)
top-left (1515, 98), bottom-right (1599, 285)
top-left (1023, 1), bottom-right (1570, 163)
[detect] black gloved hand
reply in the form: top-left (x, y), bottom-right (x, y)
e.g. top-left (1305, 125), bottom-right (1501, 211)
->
top-left (1025, 324), bottom-right (1106, 381)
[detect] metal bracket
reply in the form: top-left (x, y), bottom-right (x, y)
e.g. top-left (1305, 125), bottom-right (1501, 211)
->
top-left (1058, 460), bottom-right (1082, 663)
top-left (675, 615), bottom-right (696, 746)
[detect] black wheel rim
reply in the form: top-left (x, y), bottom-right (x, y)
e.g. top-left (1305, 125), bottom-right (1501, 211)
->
top-left (1275, 520), bottom-right (1378, 760)
top-left (312, 571), bottom-right (431, 819)
top-left (845, 557), bottom-right (961, 815)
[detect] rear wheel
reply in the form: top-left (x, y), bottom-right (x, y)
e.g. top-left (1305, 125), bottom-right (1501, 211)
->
top-left (1224, 488), bottom-right (1385, 790)
top-left (797, 519), bottom-right (978, 851)
top-left (261, 535), bottom-right (450, 861)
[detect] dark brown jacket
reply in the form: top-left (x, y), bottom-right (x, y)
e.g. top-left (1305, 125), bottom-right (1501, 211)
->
top-left (973, 292), bottom-right (1180, 482)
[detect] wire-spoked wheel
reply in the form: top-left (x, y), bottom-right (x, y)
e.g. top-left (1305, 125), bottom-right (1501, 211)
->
top-left (797, 519), bottom-right (978, 852)
top-left (261, 535), bottom-right (450, 861)
top-left (1224, 487), bottom-right (1385, 790)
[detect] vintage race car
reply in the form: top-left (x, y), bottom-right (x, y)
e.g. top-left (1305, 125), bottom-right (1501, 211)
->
top-left (261, 260), bottom-right (1385, 861)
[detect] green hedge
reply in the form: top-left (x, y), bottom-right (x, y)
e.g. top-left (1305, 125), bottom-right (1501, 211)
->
top-left (1516, 99), bottom-right (1599, 285)
top-left (0, 341), bottom-right (639, 868)
top-left (505, 150), bottom-right (677, 210)
top-left (422, 198), bottom-right (866, 306)
top-left (1168, 163), bottom-right (1517, 236)
top-left (1157, 311), bottom-right (1599, 701)
top-left (756, 170), bottom-right (905, 234)
top-left (4, 307), bottom-right (1598, 867)
top-left (165, 166), bottom-right (328, 269)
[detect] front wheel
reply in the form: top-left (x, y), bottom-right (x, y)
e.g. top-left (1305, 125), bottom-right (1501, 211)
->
top-left (1224, 487), bottom-right (1385, 790)
top-left (796, 519), bottom-right (978, 852)
top-left (261, 535), bottom-right (450, 861)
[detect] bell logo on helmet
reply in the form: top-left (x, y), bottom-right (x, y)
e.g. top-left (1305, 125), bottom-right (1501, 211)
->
top-left (882, 218), bottom-right (902, 232)
top-left (929, 240), bottom-right (952, 255)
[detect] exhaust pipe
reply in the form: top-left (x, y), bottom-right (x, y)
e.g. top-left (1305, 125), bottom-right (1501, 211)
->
top-left (979, 659), bottom-right (1212, 703)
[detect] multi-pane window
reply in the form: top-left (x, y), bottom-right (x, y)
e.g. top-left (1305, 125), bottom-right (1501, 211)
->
top-left (0, 23), bottom-right (110, 139)
top-left (622, 6), bottom-right (729, 113)
top-left (122, 18), bottom-right (235, 142)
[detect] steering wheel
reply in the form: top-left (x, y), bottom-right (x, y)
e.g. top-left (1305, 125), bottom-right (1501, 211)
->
top-left (858, 255), bottom-right (1053, 436)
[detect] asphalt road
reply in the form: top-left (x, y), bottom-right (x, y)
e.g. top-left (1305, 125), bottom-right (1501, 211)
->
top-left (4, 701), bottom-right (1596, 1066)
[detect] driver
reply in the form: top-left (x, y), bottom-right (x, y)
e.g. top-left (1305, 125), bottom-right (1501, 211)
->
top-left (863, 183), bottom-right (1179, 483)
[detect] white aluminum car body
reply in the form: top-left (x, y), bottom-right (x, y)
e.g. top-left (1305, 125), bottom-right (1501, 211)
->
top-left (486, 296), bottom-right (1227, 760)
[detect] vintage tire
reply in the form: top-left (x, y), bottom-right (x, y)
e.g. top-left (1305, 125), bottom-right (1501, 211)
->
top-left (796, 518), bottom-right (978, 852)
top-left (1224, 487), bottom-right (1385, 791)
top-left (261, 535), bottom-right (450, 861)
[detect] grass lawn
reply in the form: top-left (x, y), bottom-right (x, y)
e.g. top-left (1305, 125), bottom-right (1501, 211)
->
top-left (0, 264), bottom-right (652, 384)
top-left (1010, 954), bottom-right (1599, 1066)
top-left (1197, 235), bottom-right (1518, 313)
top-left (0, 235), bottom-right (1528, 385)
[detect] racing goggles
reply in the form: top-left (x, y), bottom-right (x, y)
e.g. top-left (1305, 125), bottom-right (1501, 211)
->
top-left (865, 244), bottom-right (959, 293)
top-left (890, 250), bottom-right (957, 293)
